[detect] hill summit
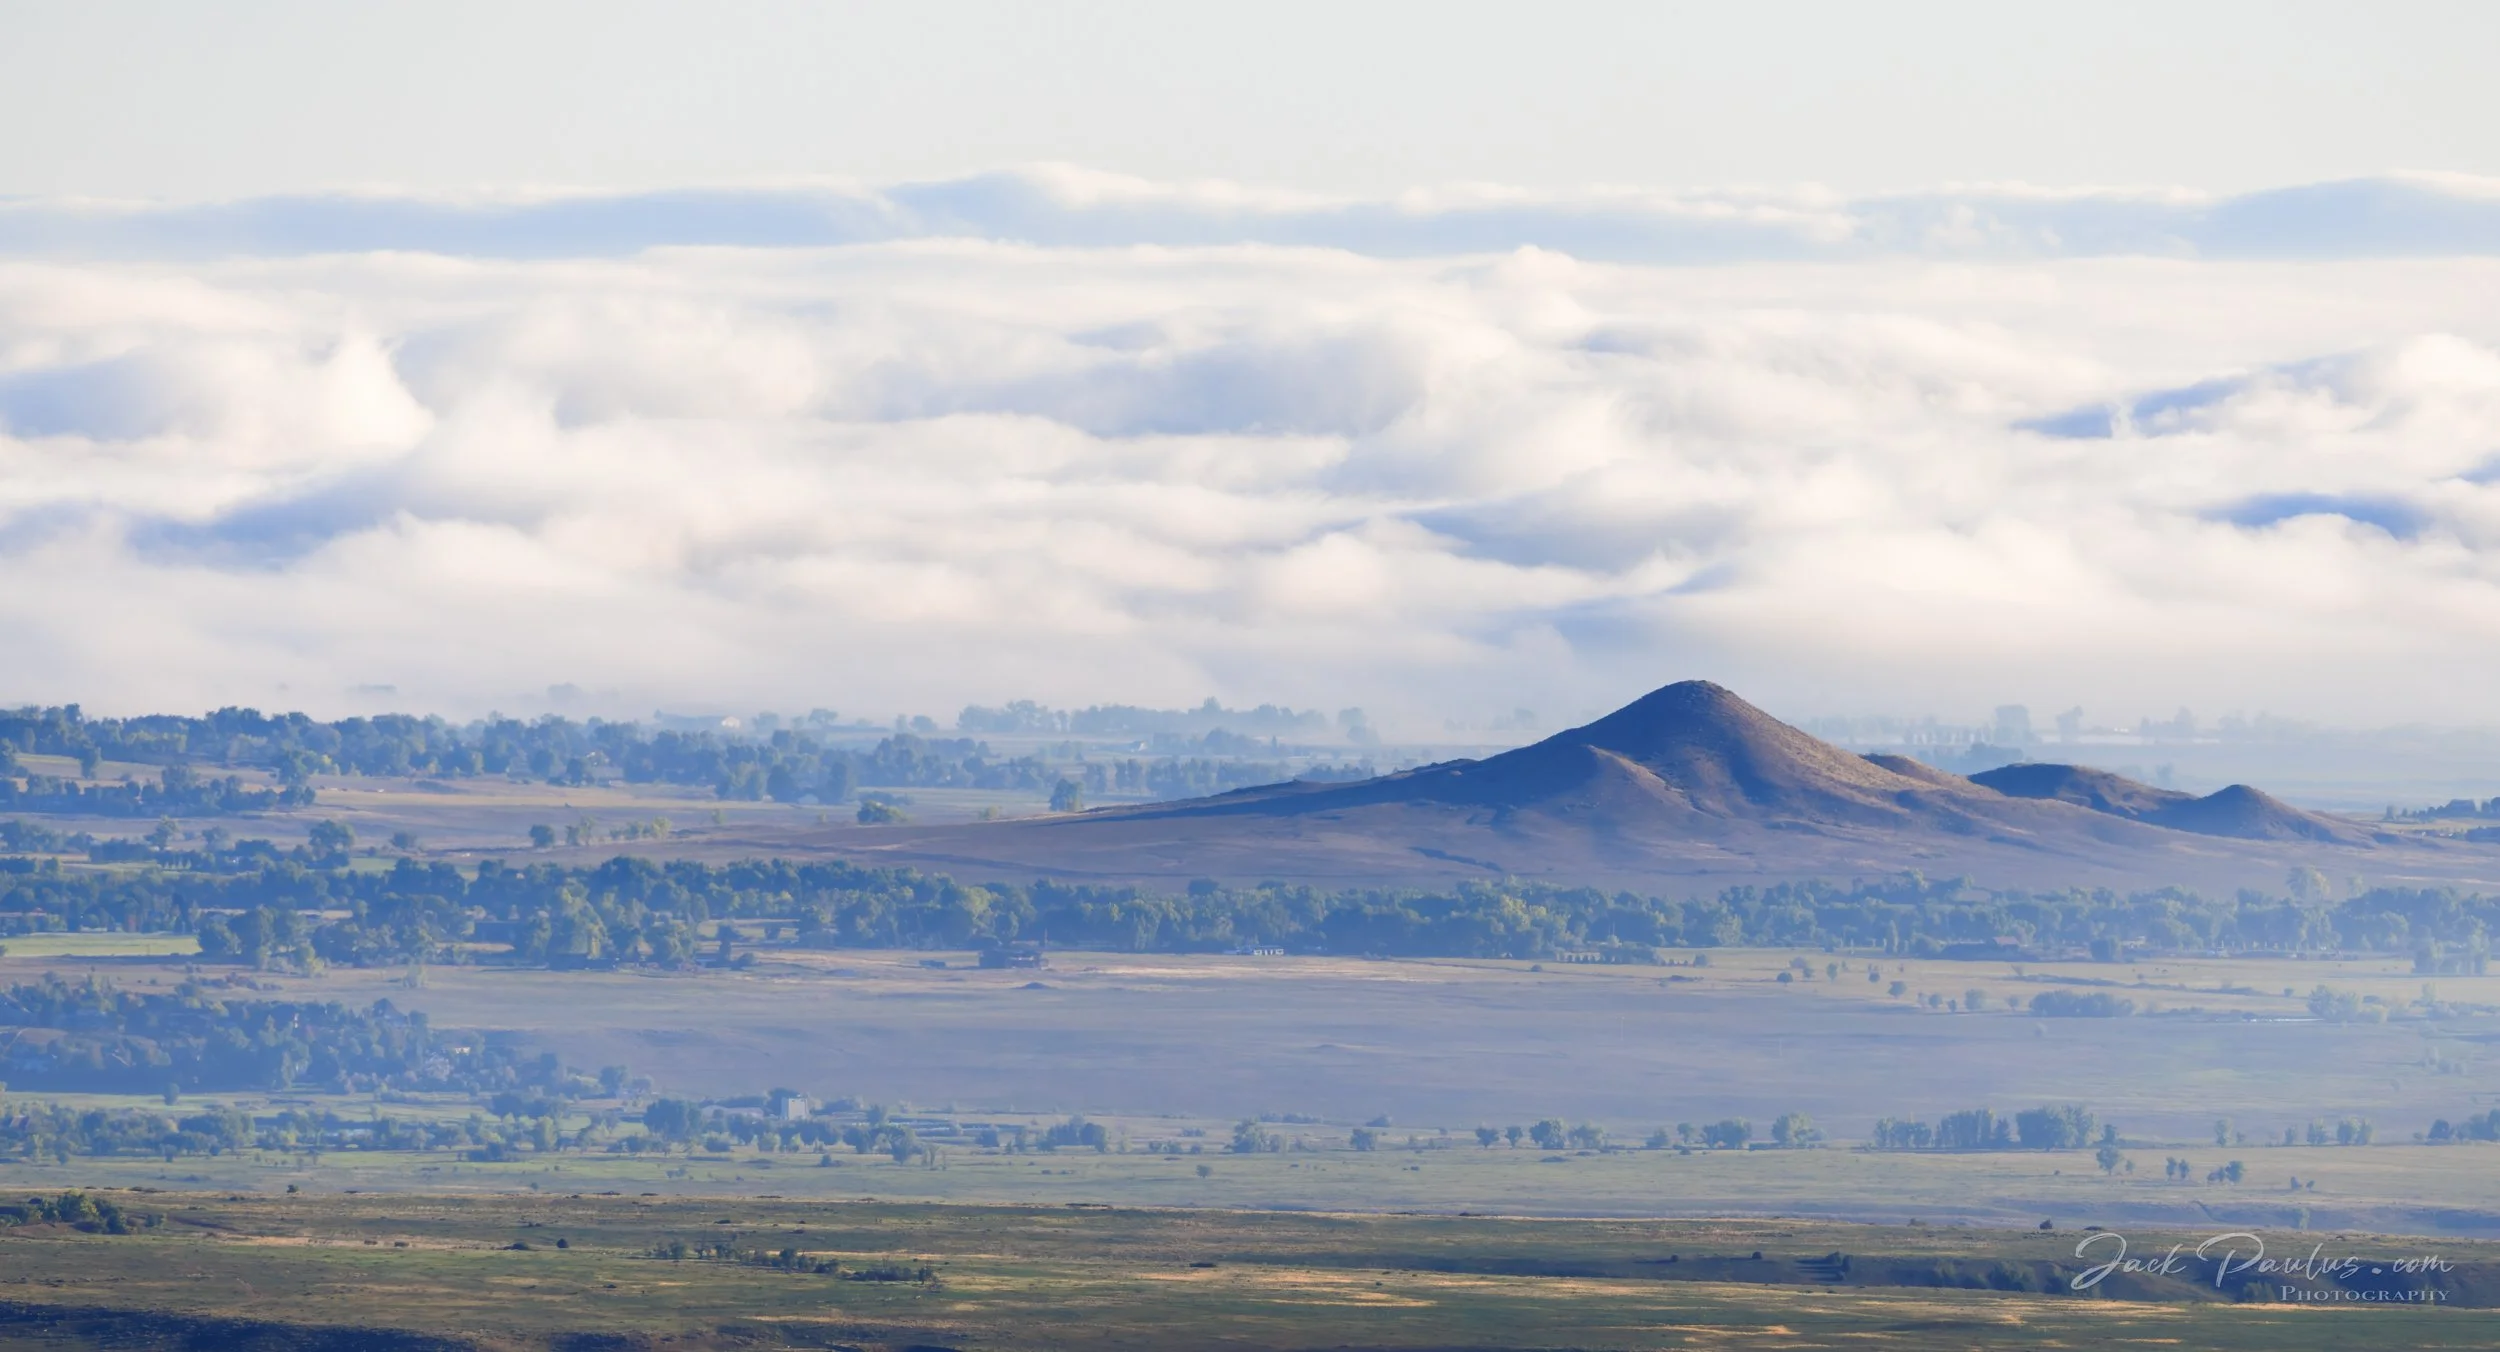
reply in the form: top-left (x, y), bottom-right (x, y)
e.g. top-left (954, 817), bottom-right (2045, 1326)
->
top-left (799, 678), bottom-right (2449, 894)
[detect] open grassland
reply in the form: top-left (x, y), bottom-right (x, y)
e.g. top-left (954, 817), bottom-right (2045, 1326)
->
top-left (10, 945), bottom-right (2486, 1140)
top-left (0, 1192), bottom-right (2498, 1350)
top-left (6, 947), bottom-right (2499, 1232)
top-left (10, 1127), bottom-right (2500, 1237)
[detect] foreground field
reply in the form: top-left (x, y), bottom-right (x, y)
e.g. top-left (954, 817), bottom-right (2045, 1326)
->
top-left (0, 1192), bottom-right (2494, 1350)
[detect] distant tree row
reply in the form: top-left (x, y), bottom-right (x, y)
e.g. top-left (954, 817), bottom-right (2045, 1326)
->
top-left (0, 974), bottom-right (604, 1096)
top-left (0, 705), bottom-right (1333, 811)
top-left (10, 851), bottom-right (2500, 973)
top-left (0, 765), bottom-right (313, 818)
top-left (1870, 1104), bottom-right (2108, 1151)
top-left (956, 697), bottom-right (1333, 740)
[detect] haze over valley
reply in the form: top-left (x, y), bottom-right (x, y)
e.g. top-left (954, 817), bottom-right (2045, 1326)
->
top-left (10, 6), bottom-right (2500, 1347)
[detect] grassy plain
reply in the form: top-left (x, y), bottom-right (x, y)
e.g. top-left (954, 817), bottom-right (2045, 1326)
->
top-left (15, 944), bottom-right (2481, 1144)
top-left (0, 1192), bottom-right (2497, 1350)
top-left (15, 1127), bottom-right (2500, 1238)
top-left (5, 944), bottom-right (2500, 1234)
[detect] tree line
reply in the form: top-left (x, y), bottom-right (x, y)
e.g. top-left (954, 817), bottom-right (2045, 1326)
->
top-left (0, 765), bottom-right (314, 819)
top-left (0, 974), bottom-right (601, 1097)
top-left (0, 704), bottom-right (1326, 812)
top-left (8, 852), bottom-right (2500, 970)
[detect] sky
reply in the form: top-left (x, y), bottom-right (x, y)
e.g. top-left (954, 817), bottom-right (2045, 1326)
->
top-left (6, 1), bottom-right (2499, 199)
top-left (3, 3), bottom-right (2500, 732)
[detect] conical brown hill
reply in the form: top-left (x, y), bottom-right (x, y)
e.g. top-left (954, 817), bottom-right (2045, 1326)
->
top-left (1140, 680), bottom-right (1968, 828)
top-left (1451, 680), bottom-right (1945, 821)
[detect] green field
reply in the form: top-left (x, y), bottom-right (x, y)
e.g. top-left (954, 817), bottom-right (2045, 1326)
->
top-left (0, 932), bottom-right (199, 959)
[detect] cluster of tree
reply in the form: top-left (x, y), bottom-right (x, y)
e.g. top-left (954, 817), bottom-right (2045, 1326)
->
top-left (2278, 1117), bottom-right (2375, 1145)
top-left (2428, 1110), bottom-right (2500, 1143)
top-left (2164, 1157), bottom-right (2249, 1183)
top-left (0, 975), bottom-right (593, 1096)
top-left (1869, 1104), bottom-right (2108, 1151)
top-left (2028, 990), bottom-right (2137, 1017)
top-left (0, 766), bottom-right (313, 818)
top-left (0, 1190), bottom-right (160, 1233)
top-left (2307, 985), bottom-right (2390, 1022)
top-left (644, 1238), bottom-right (934, 1283)
top-left (631, 1096), bottom-right (965, 1163)
top-left (1456, 1119), bottom-right (1613, 1151)
top-left (2389, 796), bottom-right (2500, 824)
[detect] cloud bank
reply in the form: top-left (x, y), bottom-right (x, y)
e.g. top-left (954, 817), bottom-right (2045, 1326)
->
top-left (3, 171), bottom-right (2500, 728)
top-left (10, 169), bottom-right (2500, 264)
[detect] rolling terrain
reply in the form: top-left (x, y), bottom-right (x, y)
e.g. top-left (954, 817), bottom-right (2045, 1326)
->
top-left (742, 681), bottom-right (2500, 894)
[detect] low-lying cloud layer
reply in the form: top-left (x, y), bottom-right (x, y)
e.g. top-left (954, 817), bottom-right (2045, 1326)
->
top-left (4, 172), bottom-right (2500, 727)
top-left (10, 169), bottom-right (2500, 263)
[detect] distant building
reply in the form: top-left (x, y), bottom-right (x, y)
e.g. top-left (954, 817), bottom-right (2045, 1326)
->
top-left (779, 1094), bottom-right (809, 1121)
top-left (978, 944), bottom-right (1048, 970)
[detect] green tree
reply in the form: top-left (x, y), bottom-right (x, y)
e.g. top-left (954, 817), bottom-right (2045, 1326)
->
top-left (307, 820), bottom-right (354, 855)
top-left (1049, 780), bottom-right (1084, 813)
top-left (1701, 1119), bottom-right (1751, 1150)
top-left (2016, 1105), bottom-right (2097, 1150)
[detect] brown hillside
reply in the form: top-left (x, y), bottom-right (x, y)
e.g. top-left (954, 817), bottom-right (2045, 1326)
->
top-left (1971, 762), bottom-right (2371, 844)
top-left (742, 679), bottom-right (2473, 894)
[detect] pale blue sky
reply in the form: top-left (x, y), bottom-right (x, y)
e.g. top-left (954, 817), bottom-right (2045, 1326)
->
top-left (3, 0), bottom-right (2495, 199)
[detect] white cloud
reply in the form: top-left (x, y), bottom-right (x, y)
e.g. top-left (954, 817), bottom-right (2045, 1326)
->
top-left (12, 170), bottom-right (2500, 264)
top-left (3, 197), bottom-right (2500, 728)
